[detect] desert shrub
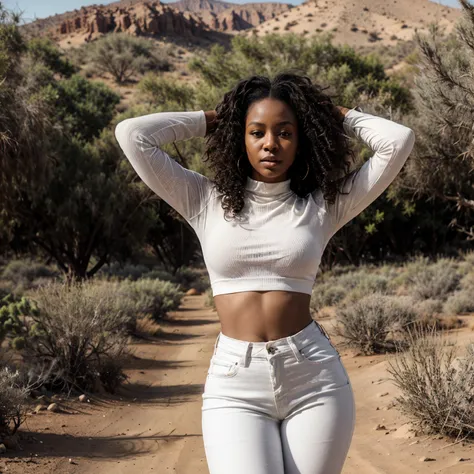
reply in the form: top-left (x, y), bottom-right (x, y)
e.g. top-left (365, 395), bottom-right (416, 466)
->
top-left (310, 282), bottom-right (347, 311)
top-left (98, 262), bottom-right (153, 281)
top-left (322, 263), bottom-right (359, 279)
top-left (173, 267), bottom-right (210, 293)
top-left (388, 255), bottom-right (431, 289)
top-left (26, 37), bottom-right (76, 77)
top-left (343, 274), bottom-right (390, 303)
top-left (0, 294), bottom-right (34, 349)
top-left (0, 366), bottom-right (29, 438)
top-left (23, 281), bottom-right (131, 393)
top-left (204, 287), bottom-right (216, 310)
top-left (138, 73), bottom-right (195, 109)
top-left (335, 293), bottom-right (418, 354)
top-left (118, 278), bottom-right (184, 322)
top-left (460, 271), bottom-right (474, 290)
top-left (1, 259), bottom-right (59, 293)
top-left (87, 33), bottom-right (172, 84)
top-left (416, 314), bottom-right (464, 331)
top-left (443, 290), bottom-right (474, 315)
top-left (408, 259), bottom-right (461, 301)
top-left (387, 330), bottom-right (474, 438)
top-left (414, 298), bottom-right (444, 318)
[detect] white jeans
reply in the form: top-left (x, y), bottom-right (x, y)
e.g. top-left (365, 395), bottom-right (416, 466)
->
top-left (201, 320), bottom-right (355, 474)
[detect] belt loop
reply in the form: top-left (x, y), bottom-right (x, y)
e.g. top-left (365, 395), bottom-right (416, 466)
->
top-left (213, 333), bottom-right (221, 356)
top-left (315, 320), bottom-right (330, 340)
top-left (241, 342), bottom-right (252, 368)
top-left (286, 336), bottom-right (304, 363)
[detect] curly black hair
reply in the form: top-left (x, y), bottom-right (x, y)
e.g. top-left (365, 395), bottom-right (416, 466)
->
top-left (201, 72), bottom-right (357, 220)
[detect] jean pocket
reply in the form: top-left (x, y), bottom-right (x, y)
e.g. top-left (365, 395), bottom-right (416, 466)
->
top-left (208, 353), bottom-right (241, 378)
top-left (298, 339), bottom-right (340, 365)
top-left (298, 341), bottom-right (349, 386)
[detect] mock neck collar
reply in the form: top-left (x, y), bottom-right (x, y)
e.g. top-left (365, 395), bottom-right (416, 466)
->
top-left (245, 176), bottom-right (291, 196)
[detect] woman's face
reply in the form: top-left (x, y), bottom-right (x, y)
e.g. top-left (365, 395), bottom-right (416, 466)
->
top-left (244, 98), bottom-right (299, 183)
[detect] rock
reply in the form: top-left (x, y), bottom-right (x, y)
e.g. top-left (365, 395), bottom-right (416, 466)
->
top-left (419, 456), bottom-right (436, 462)
top-left (393, 423), bottom-right (416, 439)
top-left (375, 424), bottom-right (387, 430)
top-left (36, 395), bottom-right (49, 406)
top-left (457, 457), bottom-right (470, 462)
top-left (47, 403), bottom-right (59, 412)
top-left (35, 404), bottom-right (46, 413)
top-left (377, 392), bottom-right (389, 397)
top-left (78, 394), bottom-right (87, 402)
top-left (2, 434), bottom-right (19, 450)
top-left (0, 444), bottom-right (6, 454)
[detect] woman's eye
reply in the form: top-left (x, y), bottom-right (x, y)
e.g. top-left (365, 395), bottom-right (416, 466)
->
top-left (251, 131), bottom-right (291, 137)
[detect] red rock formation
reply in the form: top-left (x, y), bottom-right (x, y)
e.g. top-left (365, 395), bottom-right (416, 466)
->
top-left (54, 1), bottom-right (209, 42)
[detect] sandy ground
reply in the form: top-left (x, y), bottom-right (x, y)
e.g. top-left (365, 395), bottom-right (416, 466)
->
top-left (1, 294), bottom-right (474, 474)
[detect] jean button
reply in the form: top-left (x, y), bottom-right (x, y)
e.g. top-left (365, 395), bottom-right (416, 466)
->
top-left (267, 346), bottom-right (276, 354)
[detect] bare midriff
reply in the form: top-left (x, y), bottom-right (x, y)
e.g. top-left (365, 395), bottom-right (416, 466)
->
top-left (213, 290), bottom-right (313, 342)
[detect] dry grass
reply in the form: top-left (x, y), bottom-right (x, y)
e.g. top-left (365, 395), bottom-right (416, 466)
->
top-left (387, 327), bottom-right (474, 439)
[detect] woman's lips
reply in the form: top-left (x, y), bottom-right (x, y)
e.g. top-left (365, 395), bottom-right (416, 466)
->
top-left (261, 160), bottom-right (280, 168)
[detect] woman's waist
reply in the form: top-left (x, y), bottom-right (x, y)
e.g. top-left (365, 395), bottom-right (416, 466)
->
top-left (215, 290), bottom-right (313, 342)
top-left (212, 318), bottom-right (330, 361)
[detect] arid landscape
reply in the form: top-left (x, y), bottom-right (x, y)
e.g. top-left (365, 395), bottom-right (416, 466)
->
top-left (22, 0), bottom-right (461, 51)
top-left (2, 0), bottom-right (474, 472)
top-left (1, 294), bottom-right (473, 473)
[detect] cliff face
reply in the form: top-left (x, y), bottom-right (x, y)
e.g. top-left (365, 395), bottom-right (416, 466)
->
top-left (167, 0), bottom-right (293, 32)
top-left (55, 1), bottom-right (209, 41)
top-left (24, 0), bottom-right (294, 44)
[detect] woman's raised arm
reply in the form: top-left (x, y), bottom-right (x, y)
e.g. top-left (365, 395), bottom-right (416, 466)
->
top-left (322, 107), bottom-right (415, 239)
top-left (115, 110), bottom-right (215, 224)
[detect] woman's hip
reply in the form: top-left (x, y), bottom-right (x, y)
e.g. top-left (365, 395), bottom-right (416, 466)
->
top-left (202, 320), bottom-right (354, 420)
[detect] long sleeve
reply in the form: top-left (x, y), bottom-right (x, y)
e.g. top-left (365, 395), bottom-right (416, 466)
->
top-left (321, 107), bottom-right (415, 239)
top-left (114, 110), bottom-right (214, 223)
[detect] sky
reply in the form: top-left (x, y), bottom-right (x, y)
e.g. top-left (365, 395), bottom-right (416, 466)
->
top-left (3, 0), bottom-right (462, 24)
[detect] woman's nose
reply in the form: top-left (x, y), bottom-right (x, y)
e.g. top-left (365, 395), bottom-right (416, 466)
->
top-left (264, 135), bottom-right (278, 151)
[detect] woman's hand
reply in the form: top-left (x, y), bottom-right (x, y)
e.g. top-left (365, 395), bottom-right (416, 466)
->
top-left (333, 105), bottom-right (351, 121)
top-left (204, 110), bottom-right (218, 136)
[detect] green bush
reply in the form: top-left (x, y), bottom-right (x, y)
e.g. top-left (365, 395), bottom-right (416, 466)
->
top-left (118, 278), bottom-right (184, 322)
top-left (87, 33), bottom-right (172, 84)
top-left (0, 294), bottom-right (34, 346)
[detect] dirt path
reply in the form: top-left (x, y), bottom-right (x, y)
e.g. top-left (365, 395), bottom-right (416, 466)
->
top-left (2, 295), bottom-right (473, 473)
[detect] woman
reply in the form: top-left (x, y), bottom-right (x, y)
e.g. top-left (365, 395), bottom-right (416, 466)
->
top-left (115, 72), bottom-right (415, 474)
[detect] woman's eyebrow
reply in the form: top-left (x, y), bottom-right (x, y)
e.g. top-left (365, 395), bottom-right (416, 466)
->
top-left (247, 120), bottom-right (294, 127)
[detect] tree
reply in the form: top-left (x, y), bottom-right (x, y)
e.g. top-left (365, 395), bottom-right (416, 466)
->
top-left (189, 32), bottom-right (414, 114)
top-left (87, 33), bottom-right (172, 84)
top-left (0, 13), bottom-right (153, 279)
top-left (400, 1), bottom-right (474, 240)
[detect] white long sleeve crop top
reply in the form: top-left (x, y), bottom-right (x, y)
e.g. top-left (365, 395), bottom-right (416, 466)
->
top-left (115, 107), bottom-right (415, 296)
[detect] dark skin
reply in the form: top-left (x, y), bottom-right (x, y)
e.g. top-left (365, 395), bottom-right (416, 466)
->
top-left (204, 99), bottom-right (350, 342)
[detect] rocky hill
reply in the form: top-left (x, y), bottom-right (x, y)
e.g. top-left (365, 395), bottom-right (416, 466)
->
top-left (241, 0), bottom-right (462, 48)
top-left (22, 0), bottom-right (293, 45)
top-left (21, 0), bottom-right (461, 50)
top-left (166, 0), bottom-right (293, 32)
